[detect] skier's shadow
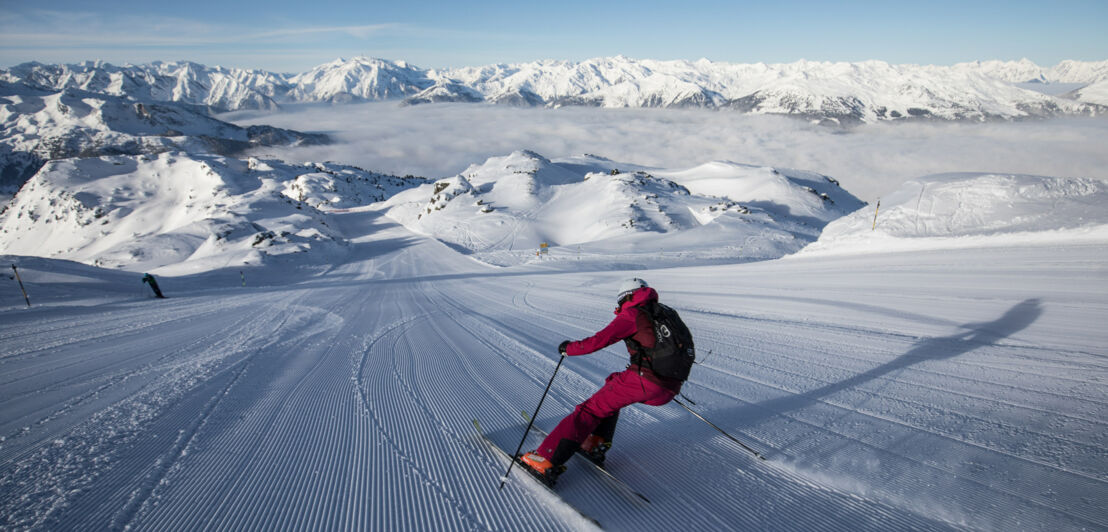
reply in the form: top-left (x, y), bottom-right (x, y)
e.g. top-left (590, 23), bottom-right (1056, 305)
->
top-left (716, 299), bottom-right (1043, 444)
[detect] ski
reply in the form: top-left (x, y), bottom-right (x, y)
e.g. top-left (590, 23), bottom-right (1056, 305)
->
top-left (472, 419), bottom-right (603, 528)
top-left (522, 411), bottom-right (651, 504)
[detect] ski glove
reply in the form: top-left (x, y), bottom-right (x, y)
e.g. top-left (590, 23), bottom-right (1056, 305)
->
top-left (558, 341), bottom-right (570, 355)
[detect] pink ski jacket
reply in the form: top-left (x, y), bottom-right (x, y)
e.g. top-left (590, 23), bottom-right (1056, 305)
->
top-left (564, 287), bottom-right (682, 391)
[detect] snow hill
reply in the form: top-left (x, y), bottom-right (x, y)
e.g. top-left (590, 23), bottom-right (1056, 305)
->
top-left (383, 150), bottom-right (863, 266)
top-left (802, 172), bottom-right (1108, 255)
top-left (0, 152), bottom-right (427, 274)
top-left (4, 57), bottom-right (1106, 122)
top-left (0, 81), bottom-right (329, 195)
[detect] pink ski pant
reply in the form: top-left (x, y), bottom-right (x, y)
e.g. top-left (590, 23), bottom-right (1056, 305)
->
top-left (537, 368), bottom-right (677, 460)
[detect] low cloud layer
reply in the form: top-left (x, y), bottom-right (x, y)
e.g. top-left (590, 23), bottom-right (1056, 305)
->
top-left (226, 103), bottom-right (1108, 201)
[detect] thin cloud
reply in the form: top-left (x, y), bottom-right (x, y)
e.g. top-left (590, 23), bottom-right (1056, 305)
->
top-left (241, 24), bottom-right (400, 42)
top-left (0, 10), bottom-right (400, 49)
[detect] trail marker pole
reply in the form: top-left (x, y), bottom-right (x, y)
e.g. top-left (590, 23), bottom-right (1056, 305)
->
top-left (914, 185), bottom-right (926, 233)
top-left (11, 264), bottom-right (30, 307)
top-left (871, 199), bottom-right (881, 231)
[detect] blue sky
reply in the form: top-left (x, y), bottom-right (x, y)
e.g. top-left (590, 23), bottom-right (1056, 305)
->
top-left (1, 0), bottom-right (1105, 72)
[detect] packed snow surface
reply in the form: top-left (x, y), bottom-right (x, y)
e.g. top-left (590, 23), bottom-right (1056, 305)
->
top-left (1, 163), bottom-right (1106, 530)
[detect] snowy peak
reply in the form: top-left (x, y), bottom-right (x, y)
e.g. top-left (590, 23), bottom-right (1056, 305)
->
top-left (953, 58), bottom-right (1049, 83)
top-left (953, 58), bottom-right (1108, 84)
top-left (443, 55), bottom-right (728, 109)
top-left (288, 57), bottom-right (434, 103)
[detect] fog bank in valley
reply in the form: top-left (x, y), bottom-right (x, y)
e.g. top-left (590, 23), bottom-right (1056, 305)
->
top-left (225, 103), bottom-right (1108, 201)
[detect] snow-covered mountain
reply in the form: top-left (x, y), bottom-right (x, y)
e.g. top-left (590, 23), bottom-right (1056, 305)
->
top-left (5, 57), bottom-right (1106, 121)
top-left (0, 152), bottom-right (427, 272)
top-left (952, 59), bottom-right (1108, 106)
top-left (401, 81), bottom-right (484, 106)
top-left (287, 57), bottom-right (433, 103)
top-left (383, 150), bottom-right (863, 265)
top-left (954, 58), bottom-right (1055, 83)
top-left (439, 57), bottom-right (1106, 122)
top-left (0, 81), bottom-right (328, 194)
top-left (955, 58), bottom-right (1108, 84)
top-left (1066, 78), bottom-right (1108, 106)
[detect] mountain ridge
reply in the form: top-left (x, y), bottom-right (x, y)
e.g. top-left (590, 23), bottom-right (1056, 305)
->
top-left (0, 81), bottom-right (329, 194)
top-left (4, 56), bottom-right (1106, 121)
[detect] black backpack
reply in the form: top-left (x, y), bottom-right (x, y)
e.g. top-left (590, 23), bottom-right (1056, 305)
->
top-left (629, 301), bottom-right (696, 381)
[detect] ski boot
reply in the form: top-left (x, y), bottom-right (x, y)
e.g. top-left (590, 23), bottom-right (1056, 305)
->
top-left (577, 434), bottom-right (611, 467)
top-left (518, 451), bottom-right (565, 487)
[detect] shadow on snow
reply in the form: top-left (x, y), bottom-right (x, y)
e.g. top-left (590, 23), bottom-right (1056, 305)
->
top-left (701, 298), bottom-right (1044, 454)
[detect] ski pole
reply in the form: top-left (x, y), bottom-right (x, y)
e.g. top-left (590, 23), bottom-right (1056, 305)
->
top-left (12, 265), bottom-right (30, 307)
top-left (673, 397), bottom-right (765, 460)
top-left (500, 353), bottom-right (565, 490)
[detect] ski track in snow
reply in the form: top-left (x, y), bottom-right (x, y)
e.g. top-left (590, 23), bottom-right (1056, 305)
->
top-left (1, 209), bottom-right (1105, 531)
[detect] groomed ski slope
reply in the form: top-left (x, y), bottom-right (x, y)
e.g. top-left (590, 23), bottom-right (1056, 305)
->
top-left (1, 207), bottom-right (1105, 531)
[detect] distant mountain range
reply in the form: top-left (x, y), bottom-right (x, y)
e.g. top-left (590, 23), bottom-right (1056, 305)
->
top-left (4, 57), bottom-right (1107, 123)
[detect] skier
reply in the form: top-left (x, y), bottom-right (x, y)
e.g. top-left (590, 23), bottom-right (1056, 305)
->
top-left (142, 273), bottom-right (166, 299)
top-left (519, 278), bottom-right (686, 481)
